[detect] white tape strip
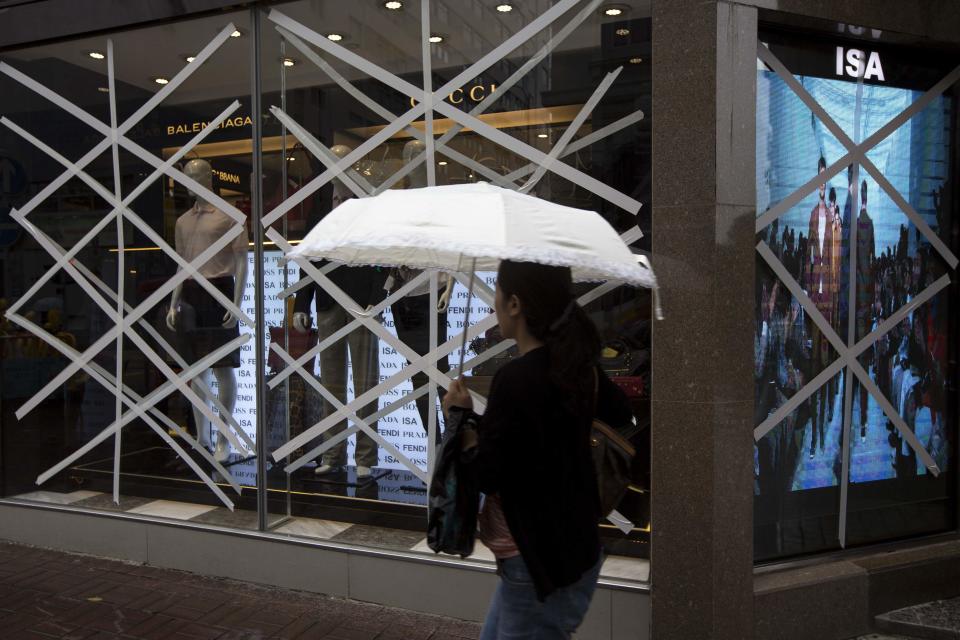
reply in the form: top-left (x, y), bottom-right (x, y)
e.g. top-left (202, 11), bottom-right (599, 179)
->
top-left (118, 23), bottom-right (237, 136)
top-left (1, 115), bottom-right (255, 358)
top-left (10, 312), bottom-right (241, 499)
top-left (606, 509), bottom-right (635, 535)
top-left (503, 110), bottom-right (646, 184)
top-left (262, 101), bottom-right (427, 227)
top-left (270, 6), bottom-right (640, 216)
top-left (108, 39), bottom-right (125, 504)
top-left (272, 309), bottom-right (499, 460)
top-left (521, 66), bottom-right (622, 193)
top-left (269, 344), bottom-right (429, 482)
top-left (277, 234), bottom-right (456, 396)
top-left (1, 100), bottom-right (241, 316)
top-left (268, 1), bottom-right (582, 201)
top-left (755, 242), bottom-right (939, 473)
top-left (16, 223), bottom-right (245, 420)
top-left (16, 214), bottom-right (252, 456)
top-left (432, 99), bottom-right (642, 215)
top-left (756, 43), bottom-right (959, 268)
top-left (39, 228), bottom-right (250, 481)
top-left (420, 0), bottom-right (437, 188)
top-left (282, 328), bottom-right (517, 474)
top-left (0, 29), bottom-right (244, 226)
top-left (268, 270), bottom-right (431, 389)
top-left (35, 333), bottom-right (249, 486)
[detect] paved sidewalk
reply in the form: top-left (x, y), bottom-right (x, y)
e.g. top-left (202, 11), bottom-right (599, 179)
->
top-left (0, 541), bottom-right (481, 639)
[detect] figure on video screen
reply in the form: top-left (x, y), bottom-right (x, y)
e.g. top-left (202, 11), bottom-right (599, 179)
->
top-left (293, 143), bottom-right (387, 479)
top-left (166, 158), bottom-right (248, 462)
top-left (387, 139), bottom-right (453, 442)
top-left (806, 155), bottom-right (836, 459)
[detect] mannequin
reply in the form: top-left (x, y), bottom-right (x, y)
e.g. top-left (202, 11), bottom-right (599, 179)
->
top-left (166, 158), bottom-right (248, 462)
top-left (387, 139), bottom-right (453, 441)
top-left (293, 143), bottom-right (387, 478)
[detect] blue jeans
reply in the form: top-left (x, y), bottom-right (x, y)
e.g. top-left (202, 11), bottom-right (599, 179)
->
top-left (480, 552), bottom-right (603, 640)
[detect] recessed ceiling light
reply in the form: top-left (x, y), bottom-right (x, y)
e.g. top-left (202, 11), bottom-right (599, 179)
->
top-left (230, 29), bottom-right (242, 38)
top-left (629, 56), bottom-right (643, 64)
top-left (185, 55), bottom-right (196, 63)
top-left (496, 4), bottom-right (513, 12)
top-left (287, 156), bottom-right (296, 161)
top-left (88, 51), bottom-right (105, 60)
top-left (537, 133), bottom-right (549, 138)
top-left (616, 28), bottom-right (630, 36)
top-left (327, 33), bottom-right (344, 42)
top-left (153, 77), bottom-right (170, 85)
top-left (429, 34), bottom-right (444, 43)
top-left (384, 0), bottom-right (403, 8)
top-left (601, 4), bottom-right (629, 16)
top-left (282, 57), bottom-right (296, 67)
top-left (438, 161), bottom-right (448, 166)
top-left (97, 86), bottom-right (110, 92)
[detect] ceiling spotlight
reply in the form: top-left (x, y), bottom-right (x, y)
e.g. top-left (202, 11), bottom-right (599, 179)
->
top-left (282, 57), bottom-right (296, 67)
top-left (429, 34), bottom-right (444, 43)
top-left (384, 0), bottom-right (403, 8)
top-left (153, 77), bottom-right (170, 85)
top-left (616, 27), bottom-right (630, 36)
top-left (327, 33), bottom-right (344, 42)
top-left (287, 156), bottom-right (296, 161)
top-left (88, 51), bottom-right (105, 60)
top-left (537, 133), bottom-right (549, 138)
top-left (629, 56), bottom-right (643, 64)
top-left (601, 4), bottom-right (629, 16)
top-left (496, 4), bottom-right (513, 12)
top-left (438, 160), bottom-right (448, 166)
top-left (97, 86), bottom-right (110, 93)
top-left (230, 29), bottom-right (242, 38)
top-left (185, 55), bottom-right (196, 63)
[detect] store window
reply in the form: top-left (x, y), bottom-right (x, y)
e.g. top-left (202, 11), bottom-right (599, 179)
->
top-left (0, 0), bottom-right (652, 568)
top-left (754, 24), bottom-right (960, 560)
top-left (257, 0), bottom-right (651, 558)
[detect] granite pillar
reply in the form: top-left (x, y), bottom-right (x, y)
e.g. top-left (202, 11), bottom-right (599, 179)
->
top-left (650, 1), bottom-right (757, 638)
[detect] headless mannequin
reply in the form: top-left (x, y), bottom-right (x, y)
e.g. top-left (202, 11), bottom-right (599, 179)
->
top-left (293, 144), bottom-right (384, 478)
top-left (389, 139), bottom-right (453, 441)
top-left (166, 158), bottom-right (248, 462)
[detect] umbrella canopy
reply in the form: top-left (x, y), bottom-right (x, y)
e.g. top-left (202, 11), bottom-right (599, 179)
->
top-left (287, 182), bottom-right (656, 288)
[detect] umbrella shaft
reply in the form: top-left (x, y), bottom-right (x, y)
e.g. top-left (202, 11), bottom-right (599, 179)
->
top-left (458, 258), bottom-right (477, 375)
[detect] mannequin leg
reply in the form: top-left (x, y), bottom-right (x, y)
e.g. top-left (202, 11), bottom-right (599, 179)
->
top-left (317, 307), bottom-right (349, 468)
top-left (212, 367), bottom-right (238, 460)
top-left (349, 321), bottom-right (380, 470)
top-left (190, 370), bottom-right (213, 450)
top-left (393, 296), bottom-right (448, 440)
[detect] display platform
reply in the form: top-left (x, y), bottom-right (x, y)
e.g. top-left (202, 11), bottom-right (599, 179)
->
top-left (63, 443), bottom-right (650, 557)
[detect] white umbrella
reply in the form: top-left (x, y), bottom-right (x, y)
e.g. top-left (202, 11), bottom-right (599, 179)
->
top-left (287, 181), bottom-right (658, 368)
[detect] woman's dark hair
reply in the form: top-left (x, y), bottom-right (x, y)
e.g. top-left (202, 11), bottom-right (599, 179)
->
top-left (497, 260), bottom-right (601, 409)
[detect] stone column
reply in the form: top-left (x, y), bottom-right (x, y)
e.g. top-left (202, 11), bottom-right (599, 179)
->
top-left (650, 1), bottom-right (757, 638)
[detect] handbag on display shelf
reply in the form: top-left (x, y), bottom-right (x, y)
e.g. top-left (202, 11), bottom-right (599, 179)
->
top-left (591, 370), bottom-right (636, 517)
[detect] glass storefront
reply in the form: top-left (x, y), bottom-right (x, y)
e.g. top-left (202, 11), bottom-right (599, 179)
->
top-left (0, 0), bottom-right (652, 568)
top-left (754, 24), bottom-right (960, 560)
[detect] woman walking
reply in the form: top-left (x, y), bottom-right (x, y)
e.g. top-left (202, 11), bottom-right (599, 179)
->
top-left (443, 260), bottom-right (632, 640)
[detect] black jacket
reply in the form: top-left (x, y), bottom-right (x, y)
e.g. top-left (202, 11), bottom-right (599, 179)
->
top-left (293, 182), bottom-right (388, 314)
top-left (470, 346), bottom-right (631, 600)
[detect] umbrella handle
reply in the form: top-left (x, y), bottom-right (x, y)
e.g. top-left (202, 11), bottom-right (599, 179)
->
top-left (458, 258), bottom-right (477, 375)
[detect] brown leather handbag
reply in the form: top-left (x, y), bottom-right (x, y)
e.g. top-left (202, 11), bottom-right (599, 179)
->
top-left (592, 370), bottom-right (637, 517)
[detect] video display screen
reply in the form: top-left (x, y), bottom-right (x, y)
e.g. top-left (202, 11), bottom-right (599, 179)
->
top-left (754, 51), bottom-right (954, 498)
